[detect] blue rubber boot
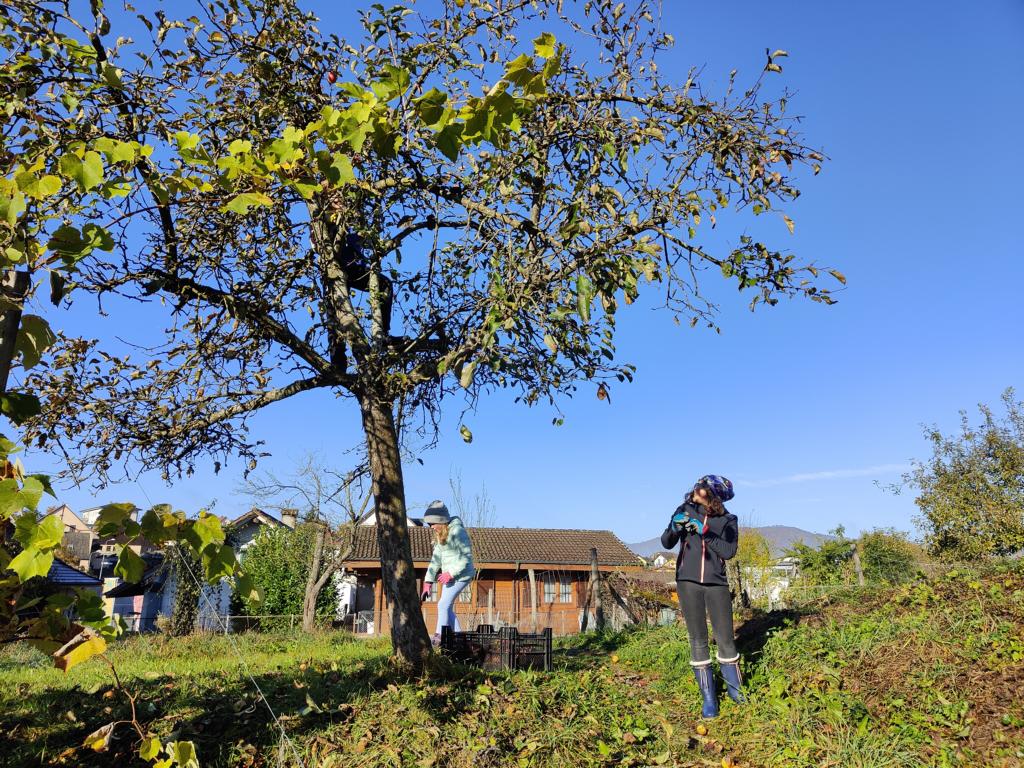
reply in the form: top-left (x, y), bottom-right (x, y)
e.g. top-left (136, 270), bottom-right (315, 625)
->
top-left (718, 656), bottom-right (745, 704)
top-left (692, 663), bottom-right (719, 719)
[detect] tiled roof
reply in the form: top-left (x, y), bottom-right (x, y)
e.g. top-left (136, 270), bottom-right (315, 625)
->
top-left (47, 558), bottom-right (103, 586)
top-left (227, 508), bottom-right (287, 530)
top-left (350, 526), bottom-right (641, 567)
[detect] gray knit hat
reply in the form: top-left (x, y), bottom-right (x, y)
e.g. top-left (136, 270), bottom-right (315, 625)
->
top-left (422, 500), bottom-right (450, 525)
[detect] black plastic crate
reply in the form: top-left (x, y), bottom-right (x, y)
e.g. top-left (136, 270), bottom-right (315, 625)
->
top-left (513, 627), bottom-right (553, 671)
top-left (440, 625), bottom-right (552, 672)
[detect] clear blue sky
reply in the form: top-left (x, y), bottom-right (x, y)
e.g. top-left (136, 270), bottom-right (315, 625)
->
top-left (36, 0), bottom-right (1024, 545)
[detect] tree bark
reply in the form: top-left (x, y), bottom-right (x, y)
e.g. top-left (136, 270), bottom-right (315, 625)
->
top-left (0, 270), bottom-right (30, 393)
top-left (851, 544), bottom-right (865, 587)
top-left (358, 391), bottom-right (431, 668)
top-left (590, 547), bottom-right (605, 631)
top-left (302, 523), bottom-right (326, 633)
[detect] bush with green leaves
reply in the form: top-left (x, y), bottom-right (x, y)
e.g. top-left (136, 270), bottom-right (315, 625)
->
top-left (239, 524), bottom-right (338, 629)
top-left (858, 528), bottom-right (919, 584)
top-left (789, 526), bottom-right (920, 586)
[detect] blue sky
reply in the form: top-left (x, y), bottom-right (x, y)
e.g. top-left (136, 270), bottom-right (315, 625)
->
top-left (34, 0), bottom-right (1024, 545)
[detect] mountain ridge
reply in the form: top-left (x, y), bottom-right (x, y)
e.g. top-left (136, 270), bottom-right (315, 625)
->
top-left (627, 524), bottom-right (830, 558)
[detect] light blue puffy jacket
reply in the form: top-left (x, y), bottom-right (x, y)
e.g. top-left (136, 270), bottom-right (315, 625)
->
top-left (425, 516), bottom-right (476, 583)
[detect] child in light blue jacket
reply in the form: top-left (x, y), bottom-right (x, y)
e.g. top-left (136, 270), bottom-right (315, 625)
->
top-left (420, 500), bottom-right (476, 644)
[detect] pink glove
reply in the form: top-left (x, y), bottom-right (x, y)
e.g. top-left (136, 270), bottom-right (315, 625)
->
top-left (421, 581), bottom-right (433, 598)
top-left (437, 572), bottom-right (453, 586)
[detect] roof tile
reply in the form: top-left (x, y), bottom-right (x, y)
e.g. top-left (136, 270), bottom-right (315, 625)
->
top-left (351, 526), bottom-right (640, 567)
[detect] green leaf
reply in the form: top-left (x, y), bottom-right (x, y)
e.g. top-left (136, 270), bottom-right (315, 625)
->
top-left (0, 479), bottom-right (23, 518)
top-left (201, 543), bottom-right (236, 583)
top-left (47, 223), bottom-right (114, 260)
top-left (227, 139), bottom-right (252, 155)
top-left (8, 548), bottom-right (53, 581)
top-left (459, 360), bottom-right (477, 389)
top-left (459, 424), bottom-right (473, 443)
top-left (413, 88), bottom-right (449, 127)
top-left (0, 188), bottom-right (26, 227)
top-left (321, 153), bottom-right (354, 186)
top-left (174, 131), bottom-right (201, 152)
top-left (533, 32), bottom-right (556, 59)
top-left (14, 315), bottom-right (56, 370)
top-left (435, 124), bottom-right (463, 161)
top-left (223, 192), bottom-right (274, 215)
top-left (19, 477), bottom-right (46, 514)
top-left (576, 274), bottom-right (594, 322)
top-left (234, 571), bottom-right (263, 604)
top-left (114, 545), bottom-right (145, 583)
top-left (106, 140), bottom-right (136, 164)
top-left (26, 473), bottom-right (55, 499)
top-left (95, 503), bottom-right (137, 537)
top-left (16, 172), bottom-right (62, 199)
top-left (188, 512), bottom-right (224, 554)
top-left (140, 737), bottom-right (162, 761)
top-left (101, 63), bottom-right (124, 89)
top-left (59, 152), bottom-right (104, 192)
top-left (0, 392), bottom-right (42, 425)
top-left (169, 740), bottom-right (199, 768)
top-left (50, 270), bottom-right (68, 305)
top-left (543, 334), bottom-right (558, 354)
top-left (282, 125), bottom-right (305, 145)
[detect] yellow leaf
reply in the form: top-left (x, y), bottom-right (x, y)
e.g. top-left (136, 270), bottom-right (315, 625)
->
top-left (54, 631), bottom-right (106, 672)
top-left (83, 722), bottom-right (114, 752)
top-left (783, 215), bottom-right (794, 234)
top-left (139, 736), bottom-right (162, 760)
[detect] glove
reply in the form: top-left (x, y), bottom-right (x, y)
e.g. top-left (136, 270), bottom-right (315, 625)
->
top-left (683, 518), bottom-right (707, 536)
top-left (421, 581), bottom-right (433, 599)
top-left (437, 572), bottom-right (453, 586)
top-left (670, 511), bottom-right (687, 532)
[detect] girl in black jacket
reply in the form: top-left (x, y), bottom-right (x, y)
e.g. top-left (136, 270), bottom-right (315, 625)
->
top-left (661, 474), bottom-right (743, 718)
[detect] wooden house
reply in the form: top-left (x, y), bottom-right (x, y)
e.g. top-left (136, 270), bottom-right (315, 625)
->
top-left (345, 526), bottom-right (643, 636)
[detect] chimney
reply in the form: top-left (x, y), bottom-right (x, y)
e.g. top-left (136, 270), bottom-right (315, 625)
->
top-left (281, 508), bottom-right (298, 529)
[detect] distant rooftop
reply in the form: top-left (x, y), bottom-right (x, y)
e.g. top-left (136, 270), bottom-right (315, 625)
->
top-left (351, 526), bottom-right (641, 567)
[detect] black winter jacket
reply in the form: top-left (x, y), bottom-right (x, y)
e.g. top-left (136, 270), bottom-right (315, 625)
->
top-left (660, 501), bottom-right (739, 587)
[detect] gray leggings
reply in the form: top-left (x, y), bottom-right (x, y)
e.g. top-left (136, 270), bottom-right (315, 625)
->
top-left (676, 580), bottom-right (738, 664)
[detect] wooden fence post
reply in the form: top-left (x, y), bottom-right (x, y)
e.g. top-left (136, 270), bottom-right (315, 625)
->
top-left (527, 568), bottom-right (538, 632)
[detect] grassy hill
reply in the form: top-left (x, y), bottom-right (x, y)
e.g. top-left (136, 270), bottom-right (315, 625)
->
top-left (2, 561), bottom-right (1022, 767)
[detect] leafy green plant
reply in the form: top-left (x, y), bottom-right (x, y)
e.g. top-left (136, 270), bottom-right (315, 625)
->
top-left (238, 524), bottom-right (339, 630)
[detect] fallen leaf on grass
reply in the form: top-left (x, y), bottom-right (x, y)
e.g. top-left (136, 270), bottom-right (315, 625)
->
top-left (83, 723), bottom-right (114, 752)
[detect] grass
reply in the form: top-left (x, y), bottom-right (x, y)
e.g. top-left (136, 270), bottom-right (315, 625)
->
top-left (2, 561), bottom-right (1023, 767)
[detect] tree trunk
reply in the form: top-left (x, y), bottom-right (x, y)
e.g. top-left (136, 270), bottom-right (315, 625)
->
top-left (358, 392), bottom-right (431, 668)
top-left (302, 523), bottom-right (326, 633)
top-left (0, 270), bottom-right (30, 393)
top-left (590, 547), bottom-right (605, 631)
top-left (851, 545), bottom-right (865, 586)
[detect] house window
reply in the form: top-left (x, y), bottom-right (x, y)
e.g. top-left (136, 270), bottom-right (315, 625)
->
top-left (560, 576), bottom-right (573, 604)
top-left (543, 574), bottom-right (556, 603)
top-left (458, 583), bottom-right (472, 603)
